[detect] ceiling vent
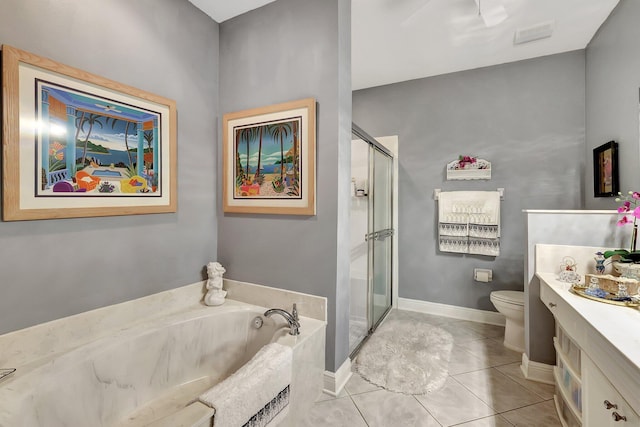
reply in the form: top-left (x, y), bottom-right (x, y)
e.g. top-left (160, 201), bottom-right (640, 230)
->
top-left (514, 20), bottom-right (555, 45)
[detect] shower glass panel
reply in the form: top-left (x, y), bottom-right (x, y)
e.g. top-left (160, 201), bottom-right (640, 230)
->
top-left (349, 137), bottom-right (370, 355)
top-left (349, 124), bottom-right (393, 357)
top-left (370, 148), bottom-right (393, 328)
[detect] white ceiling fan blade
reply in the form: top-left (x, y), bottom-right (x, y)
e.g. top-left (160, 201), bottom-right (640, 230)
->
top-left (473, 0), bottom-right (508, 28)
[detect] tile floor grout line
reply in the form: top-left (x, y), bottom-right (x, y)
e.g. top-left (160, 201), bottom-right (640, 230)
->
top-left (451, 366), bottom-right (546, 415)
top-left (410, 394), bottom-right (444, 427)
top-left (449, 370), bottom-right (503, 415)
top-left (447, 413), bottom-right (516, 427)
top-left (348, 393), bottom-right (371, 427)
top-left (430, 372), bottom-right (505, 425)
top-left (494, 364), bottom-right (556, 401)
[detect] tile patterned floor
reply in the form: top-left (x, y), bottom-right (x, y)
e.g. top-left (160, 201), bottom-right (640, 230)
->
top-left (302, 309), bottom-right (561, 427)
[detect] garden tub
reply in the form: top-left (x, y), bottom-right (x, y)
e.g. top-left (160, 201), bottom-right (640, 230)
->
top-left (0, 295), bottom-right (326, 427)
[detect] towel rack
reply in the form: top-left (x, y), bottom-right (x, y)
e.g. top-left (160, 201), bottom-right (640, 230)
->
top-left (433, 188), bottom-right (504, 201)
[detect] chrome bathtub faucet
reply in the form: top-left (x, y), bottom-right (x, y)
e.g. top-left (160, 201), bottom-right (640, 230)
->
top-left (264, 308), bottom-right (300, 336)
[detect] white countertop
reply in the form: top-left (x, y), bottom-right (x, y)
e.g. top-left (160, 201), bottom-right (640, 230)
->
top-left (537, 271), bottom-right (640, 413)
top-left (537, 272), bottom-right (640, 371)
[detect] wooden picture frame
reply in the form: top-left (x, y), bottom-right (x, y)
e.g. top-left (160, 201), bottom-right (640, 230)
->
top-left (593, 140), bottom-right (619, 198)
top-left (1, 45), bottom-right (177, 221)
top-left (223, 98), bottom-right (316, 215)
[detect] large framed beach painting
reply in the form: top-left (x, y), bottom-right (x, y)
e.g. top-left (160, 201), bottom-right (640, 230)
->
top-left (223, 98), bottom-right (316, 215)
top-left (1, 45), bottom-right (177, 221)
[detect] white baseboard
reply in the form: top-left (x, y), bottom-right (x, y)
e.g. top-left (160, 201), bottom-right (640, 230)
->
top-left (323, 357), bottom-right (352, 396)
top-left (520, 352), bottom-right (555, 385)
top-left (398, 297), bottom-right (506, 326)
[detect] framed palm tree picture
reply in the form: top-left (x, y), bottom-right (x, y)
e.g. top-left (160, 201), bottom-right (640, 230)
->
top-left (223, 98), bottom-right (316, 215)
top-left (1, 45), bottom-right (177, 221)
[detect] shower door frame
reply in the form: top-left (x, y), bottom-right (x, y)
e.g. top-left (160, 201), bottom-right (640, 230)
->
top-left (350, 124), bottom-right (395, 359)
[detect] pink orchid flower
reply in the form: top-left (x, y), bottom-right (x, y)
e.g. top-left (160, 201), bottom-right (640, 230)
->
top-left (618, 216), bottom-right (631, 226)
top-left (633, 206), bottom-right (640, 219)
top-left (633, 192), bottom-right (640, 200)
top-left (618, 201), bottom-right (631, 213)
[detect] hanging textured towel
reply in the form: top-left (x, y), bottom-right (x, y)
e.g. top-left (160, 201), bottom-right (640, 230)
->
top-left (467, 191), bottom-right (500, 256)
top-left (437, 191), bottom-right (500, 256)
top-left (437, 191), bottom-right (469, 254)
top-left (199, 342), bottom-right (292, 427)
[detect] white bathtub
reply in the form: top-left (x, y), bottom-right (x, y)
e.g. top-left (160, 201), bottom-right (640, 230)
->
top-left (0, 286), bottom-right (326, 427)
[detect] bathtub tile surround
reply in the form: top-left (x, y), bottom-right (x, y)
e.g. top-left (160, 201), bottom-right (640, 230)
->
top-left (0, 279), bottom-right (326, 426)
top-left (302, 310), bottom-right (560, 426)
top-left (223, 278), bottom-right (327, 322)
top-left (0, 281), bottom-right (207, 369)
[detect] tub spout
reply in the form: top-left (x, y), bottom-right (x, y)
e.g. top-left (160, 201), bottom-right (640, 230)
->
top-left (264, 308), bottom-right (300, 336)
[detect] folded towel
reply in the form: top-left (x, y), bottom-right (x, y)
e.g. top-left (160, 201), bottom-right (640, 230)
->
top-left (438, 191), bottom-right (501, 256)
top-left (199, 342), bottom-right (292, 427)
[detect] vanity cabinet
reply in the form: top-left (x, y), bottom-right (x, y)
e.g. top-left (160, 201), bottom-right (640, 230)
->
top-left (553, 326), bottom-right (582, 426)
top-left (539, 273), bottom-right (640, 427)
top-left (583, 356), bottom-right (639, 426)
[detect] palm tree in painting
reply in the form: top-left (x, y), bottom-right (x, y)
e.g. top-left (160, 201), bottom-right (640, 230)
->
top-left (78, 114), bottom-right (104, 167)
top-left (238, 127), bottom-right (258, 180)
top-left (144, 130), bottom-right (154, 167)
top-left (287, 120), bottom-right (300, 197)
top-left (267, 122), bottom-right (292, 181)
top-left (70, 110), bottom-right (87, 170)
top-left (144, 130), bottom-right (153, 151)
top-left (292, 120), bottom-right (299, 182)
top-left (254, 125), bottom-right (265, 184)
top-left (74, 111), bottom-right (86, 146)
top-left (105, 117), bottom-right (135, 167)
top-left (143, 130), bottom-right (155, 179)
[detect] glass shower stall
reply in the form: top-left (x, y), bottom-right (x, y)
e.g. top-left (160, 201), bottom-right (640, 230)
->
top-left (349, 124), bottom-right (394, 357)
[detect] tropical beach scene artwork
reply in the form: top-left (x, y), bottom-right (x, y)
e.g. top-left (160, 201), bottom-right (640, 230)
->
top-left (223, 98), bottom-right (315, 215)
top-left (233, 117), bottom-right (302, 200)
top-left (36, 80), bottom-right (161, 197)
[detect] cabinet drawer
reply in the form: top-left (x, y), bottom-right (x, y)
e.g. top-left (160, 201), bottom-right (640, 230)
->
top-left (583, 356), bottom-right (640, 426)
top-left (540, 280), bottom-right (584, 347)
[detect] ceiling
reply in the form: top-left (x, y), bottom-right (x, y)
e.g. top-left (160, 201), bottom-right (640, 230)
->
top-left (188, 0), bottom-right (620, 90)
top-left (187, 0), bottom-right (276, 23)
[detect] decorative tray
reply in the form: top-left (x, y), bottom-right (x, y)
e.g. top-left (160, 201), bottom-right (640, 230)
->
top-left (570, 285), bottom-right (640, 308)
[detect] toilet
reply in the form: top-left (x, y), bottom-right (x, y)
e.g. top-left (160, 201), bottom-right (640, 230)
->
top-left (490, 290), bottom-right (525, 353)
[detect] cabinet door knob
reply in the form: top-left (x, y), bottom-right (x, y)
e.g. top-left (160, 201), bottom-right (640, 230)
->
top-left (612, 411), bottom-right (627, 422)
top-left (548, 302), bottom-right (557, 308)
top-left (604, 400), bottom-right (618, 410)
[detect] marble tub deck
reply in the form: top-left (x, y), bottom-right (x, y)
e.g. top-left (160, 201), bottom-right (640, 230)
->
top-left (304, 309), bottom-right (561, 427)
top-left (0, 279), bottom-right (327, 427)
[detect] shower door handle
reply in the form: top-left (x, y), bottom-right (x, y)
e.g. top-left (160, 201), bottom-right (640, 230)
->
top-left (365, 228), bottom-right (394, 242)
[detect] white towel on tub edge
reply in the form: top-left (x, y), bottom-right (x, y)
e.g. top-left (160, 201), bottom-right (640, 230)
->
top-left (199, 342), bottom-right (293, 427)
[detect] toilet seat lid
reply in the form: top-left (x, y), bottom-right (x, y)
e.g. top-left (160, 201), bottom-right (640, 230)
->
top-left (491, 290), bottom-right (524, 306)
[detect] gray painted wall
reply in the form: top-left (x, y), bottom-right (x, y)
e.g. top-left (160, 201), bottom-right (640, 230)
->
top-left (0, 0), bottom-right (219, 334)
top-left (217, 0), bottom-right (351, 372)
top-left (353, 52), bottom-right (585, 311)
top-left (586, 0), bottom-right (640, 209)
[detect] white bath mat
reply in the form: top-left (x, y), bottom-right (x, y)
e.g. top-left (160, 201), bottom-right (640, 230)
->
top-left (355, 317), bottom-right (454, 395)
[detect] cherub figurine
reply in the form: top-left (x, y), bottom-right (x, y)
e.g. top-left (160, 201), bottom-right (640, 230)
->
top-left (204, 262), bottom-right (227, 306)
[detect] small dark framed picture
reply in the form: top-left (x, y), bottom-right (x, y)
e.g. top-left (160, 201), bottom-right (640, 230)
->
top-left (593, 141), bottom-right (619, 197)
